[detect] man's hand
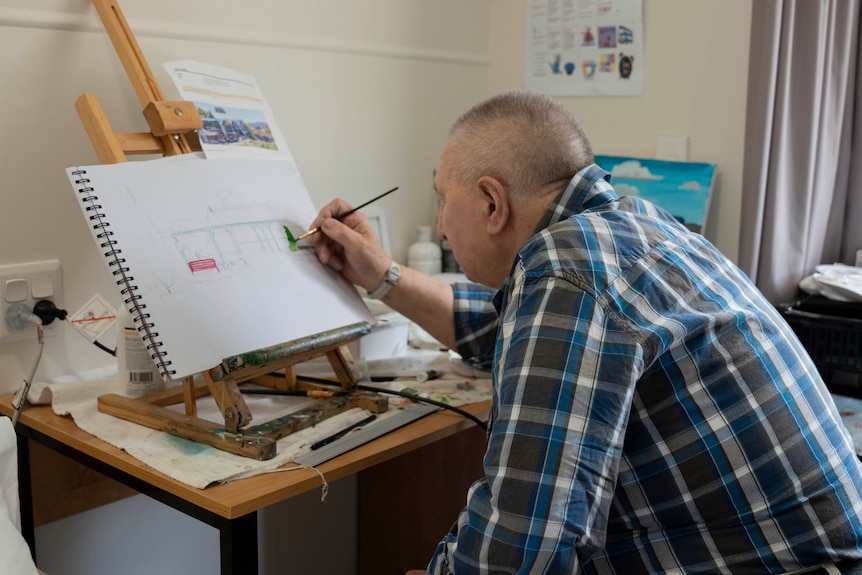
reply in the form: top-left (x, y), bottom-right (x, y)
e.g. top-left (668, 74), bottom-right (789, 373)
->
top-left (309, 198), bottom-right (391, 292)
top-left (310, 199), bottom-right (458, 350)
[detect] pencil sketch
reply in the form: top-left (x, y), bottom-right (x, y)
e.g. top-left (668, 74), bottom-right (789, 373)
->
top-left (68, 158), bottom-right (374, 380)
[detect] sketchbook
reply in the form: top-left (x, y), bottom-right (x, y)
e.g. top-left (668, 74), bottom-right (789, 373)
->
top-left (65, 157), bottom-right (374, 381)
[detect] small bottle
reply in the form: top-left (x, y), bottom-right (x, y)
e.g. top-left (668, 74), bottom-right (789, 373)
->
top-left (408, 225), bottom-right (442, 274)
top-left (116, 305), bottom-right (165, 398)
top-left (440, 239), bottom-right (460, 273)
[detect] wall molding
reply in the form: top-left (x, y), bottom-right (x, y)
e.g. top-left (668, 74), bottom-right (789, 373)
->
top-left (0, 6), bottom-right (489, 67)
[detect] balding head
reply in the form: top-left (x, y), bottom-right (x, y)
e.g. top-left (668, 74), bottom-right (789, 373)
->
top-left (446, 90), bottom-right (594, 203)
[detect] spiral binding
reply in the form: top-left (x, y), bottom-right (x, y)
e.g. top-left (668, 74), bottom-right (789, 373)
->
top-left (72, 169), bottom-right (177, 379)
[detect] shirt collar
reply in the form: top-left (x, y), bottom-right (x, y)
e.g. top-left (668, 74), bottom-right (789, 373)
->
top-left (534, 163), bottom-right (616, 232)
top-left (492, 163), bottom-right (615, 312)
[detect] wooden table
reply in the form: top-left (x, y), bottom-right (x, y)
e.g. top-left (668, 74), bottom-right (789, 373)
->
top-left (0, 393), bottom-right (490, 575)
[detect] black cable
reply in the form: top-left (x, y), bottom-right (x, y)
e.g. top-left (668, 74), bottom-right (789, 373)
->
top-left (93, 339), bottom-right (116, 357)
top-left (357, 383), bottom-right (487, 432)
top-left (280, 373), bottom-right (488, 432)
top-left (60, 312), bottom-right (116, 356)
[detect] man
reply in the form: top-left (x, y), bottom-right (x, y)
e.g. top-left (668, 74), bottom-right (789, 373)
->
top-left (309, 90), bottom-right (862, 574)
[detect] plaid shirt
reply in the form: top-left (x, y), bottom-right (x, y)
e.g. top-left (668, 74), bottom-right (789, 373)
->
top-left (428, 165), bottom-right (862, 574)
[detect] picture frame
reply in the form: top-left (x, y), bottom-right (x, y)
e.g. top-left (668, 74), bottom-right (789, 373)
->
top-left (594, 155), bottom-right (717, 235)
top-left (362, 207), bottom-right (391, 255)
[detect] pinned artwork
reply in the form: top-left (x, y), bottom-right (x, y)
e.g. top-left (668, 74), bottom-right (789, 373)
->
top-left (525, 0), bottom-right (644, 96)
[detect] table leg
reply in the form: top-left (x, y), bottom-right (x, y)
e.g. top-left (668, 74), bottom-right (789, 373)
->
top-left (16, 434), bottom-right (36, 561)
top-left (15, 421), bottom-right (261, 575)
top-left (220, 512), bottom-right (258, 575)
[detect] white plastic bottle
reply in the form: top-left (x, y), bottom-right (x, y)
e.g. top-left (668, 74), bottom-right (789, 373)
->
top-left (407, 225), bottom-right (442, 274)
top-left (116, 305), bottom-right (165, 397)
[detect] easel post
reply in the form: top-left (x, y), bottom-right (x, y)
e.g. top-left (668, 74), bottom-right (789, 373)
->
top-left (77, 0), bottom-right (386, 460)
top-left (89, 0), bottom-right (197, 157)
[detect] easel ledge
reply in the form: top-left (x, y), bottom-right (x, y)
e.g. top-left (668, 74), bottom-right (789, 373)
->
top-left (98, 324), bottom-right (384, 460)
top-left (76, 0), bottom-right (388, 460)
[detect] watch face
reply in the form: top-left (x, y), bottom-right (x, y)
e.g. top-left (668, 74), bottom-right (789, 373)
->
top-left (387, 261), bottom-right (401, 283)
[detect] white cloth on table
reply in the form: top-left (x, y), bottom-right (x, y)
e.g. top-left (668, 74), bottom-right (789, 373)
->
top-left (23, 351), bottom-right (492, 489)
top-left (28, 375), bottom-right (372, 489)
top-left (799, 263), bottom-right (862, 302)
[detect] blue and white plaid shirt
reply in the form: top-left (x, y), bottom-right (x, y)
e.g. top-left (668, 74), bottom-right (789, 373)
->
top-left (428, 165), bottom-right (862, 574)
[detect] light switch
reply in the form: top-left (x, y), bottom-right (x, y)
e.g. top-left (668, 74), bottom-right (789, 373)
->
top-left (5, 278), bottom-right (28, 303)
top-left (31, 274), bottom-right (54, 299)
top-left (656, 135), bottom-right (688, 161)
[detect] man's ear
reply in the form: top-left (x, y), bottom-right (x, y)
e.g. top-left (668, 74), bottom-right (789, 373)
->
top-left (477, 176), bottom-right (510, 235)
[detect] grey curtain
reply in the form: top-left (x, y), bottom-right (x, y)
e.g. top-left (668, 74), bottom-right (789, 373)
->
top-left (739, 0), bottom-right (862, 304)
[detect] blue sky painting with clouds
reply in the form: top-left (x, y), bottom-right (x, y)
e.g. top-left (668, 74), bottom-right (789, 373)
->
top-left (595, 155), bottom-right (716, 232)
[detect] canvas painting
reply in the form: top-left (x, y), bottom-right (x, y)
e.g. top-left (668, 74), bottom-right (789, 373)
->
top-left (594, 155), bottom-right (716, 235)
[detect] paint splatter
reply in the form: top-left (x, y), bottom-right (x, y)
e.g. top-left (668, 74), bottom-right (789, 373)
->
top-left (284, 226), bottom-right (298, 252)
top-left (166, 434), bottom-right (211, 456)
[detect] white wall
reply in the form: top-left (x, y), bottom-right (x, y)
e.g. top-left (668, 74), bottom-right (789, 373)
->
top-left (488, 0), bottom-right (752, 263)
top-left (1, 1), bottom-right (755, 573)
top-left (0, 0), bottom-right (490, 392)
top-left (0, 2), bottom-right (490, 574)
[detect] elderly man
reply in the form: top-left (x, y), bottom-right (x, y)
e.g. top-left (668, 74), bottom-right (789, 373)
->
top-left (309, 90), bottom-right (862, 574)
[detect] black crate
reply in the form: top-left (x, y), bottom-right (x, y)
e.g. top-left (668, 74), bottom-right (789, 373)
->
top-left (778, 296), bottom-right (862, 395)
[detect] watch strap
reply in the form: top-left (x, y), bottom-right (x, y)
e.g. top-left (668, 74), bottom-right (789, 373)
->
top-left (367, 260), bottom-right (401, 300)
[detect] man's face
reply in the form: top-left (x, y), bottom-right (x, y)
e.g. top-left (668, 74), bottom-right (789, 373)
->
top-left (434, 142), bottom-right (490, 285)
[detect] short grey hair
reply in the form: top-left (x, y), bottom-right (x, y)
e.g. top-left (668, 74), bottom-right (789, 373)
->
top-left (447, 90), bottom-right (593, 202)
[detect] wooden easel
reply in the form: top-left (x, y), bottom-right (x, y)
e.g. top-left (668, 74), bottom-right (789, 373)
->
top-left (77, 0), bottom-right (387, 460)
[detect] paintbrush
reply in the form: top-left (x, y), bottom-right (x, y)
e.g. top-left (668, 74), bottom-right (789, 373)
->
top-left (239, 388), bottom-right (339, 399)
top-left (295, 186), bottom-right (399, 241)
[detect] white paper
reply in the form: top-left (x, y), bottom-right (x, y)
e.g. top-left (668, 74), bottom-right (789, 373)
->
top-left (162, 59), bottom-right (294, 161)
top-left (68, 292), bottom-right (117, 342)
top-left (525, 0), bottom-right (643, 97)
top-left (67, 157), bottom-right (373, 380)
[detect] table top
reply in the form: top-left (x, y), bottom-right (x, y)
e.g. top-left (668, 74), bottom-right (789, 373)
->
top-left (0, 393), bottom-right (490, 520)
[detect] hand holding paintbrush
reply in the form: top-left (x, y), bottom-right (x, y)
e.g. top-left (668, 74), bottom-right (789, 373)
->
top-left (299, 187), bottom-right (402, 296)
top-left (296, 186), bottom-right (398, 241)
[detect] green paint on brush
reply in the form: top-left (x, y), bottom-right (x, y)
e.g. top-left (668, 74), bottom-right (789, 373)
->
top-left (284, 225), bottom-right (298, 252)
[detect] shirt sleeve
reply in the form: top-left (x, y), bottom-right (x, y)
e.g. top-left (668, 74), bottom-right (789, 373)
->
top-left (430, 270), bottom-right (644, 574)
top-left (451, 282), bottom-right (499, 370)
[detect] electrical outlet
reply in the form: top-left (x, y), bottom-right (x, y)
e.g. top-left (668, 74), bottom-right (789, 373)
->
top-left (0, 260), bottom-right (63, 343)
top-left (656, 135), bottom-right (688, 161)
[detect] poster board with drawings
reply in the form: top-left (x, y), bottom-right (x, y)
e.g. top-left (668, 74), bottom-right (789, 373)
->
top-left (594, 155), bottom-right (717, 236)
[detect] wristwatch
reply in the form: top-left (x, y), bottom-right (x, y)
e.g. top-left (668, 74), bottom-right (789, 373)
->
top-left (367, 260), bottom-right (401, 300)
